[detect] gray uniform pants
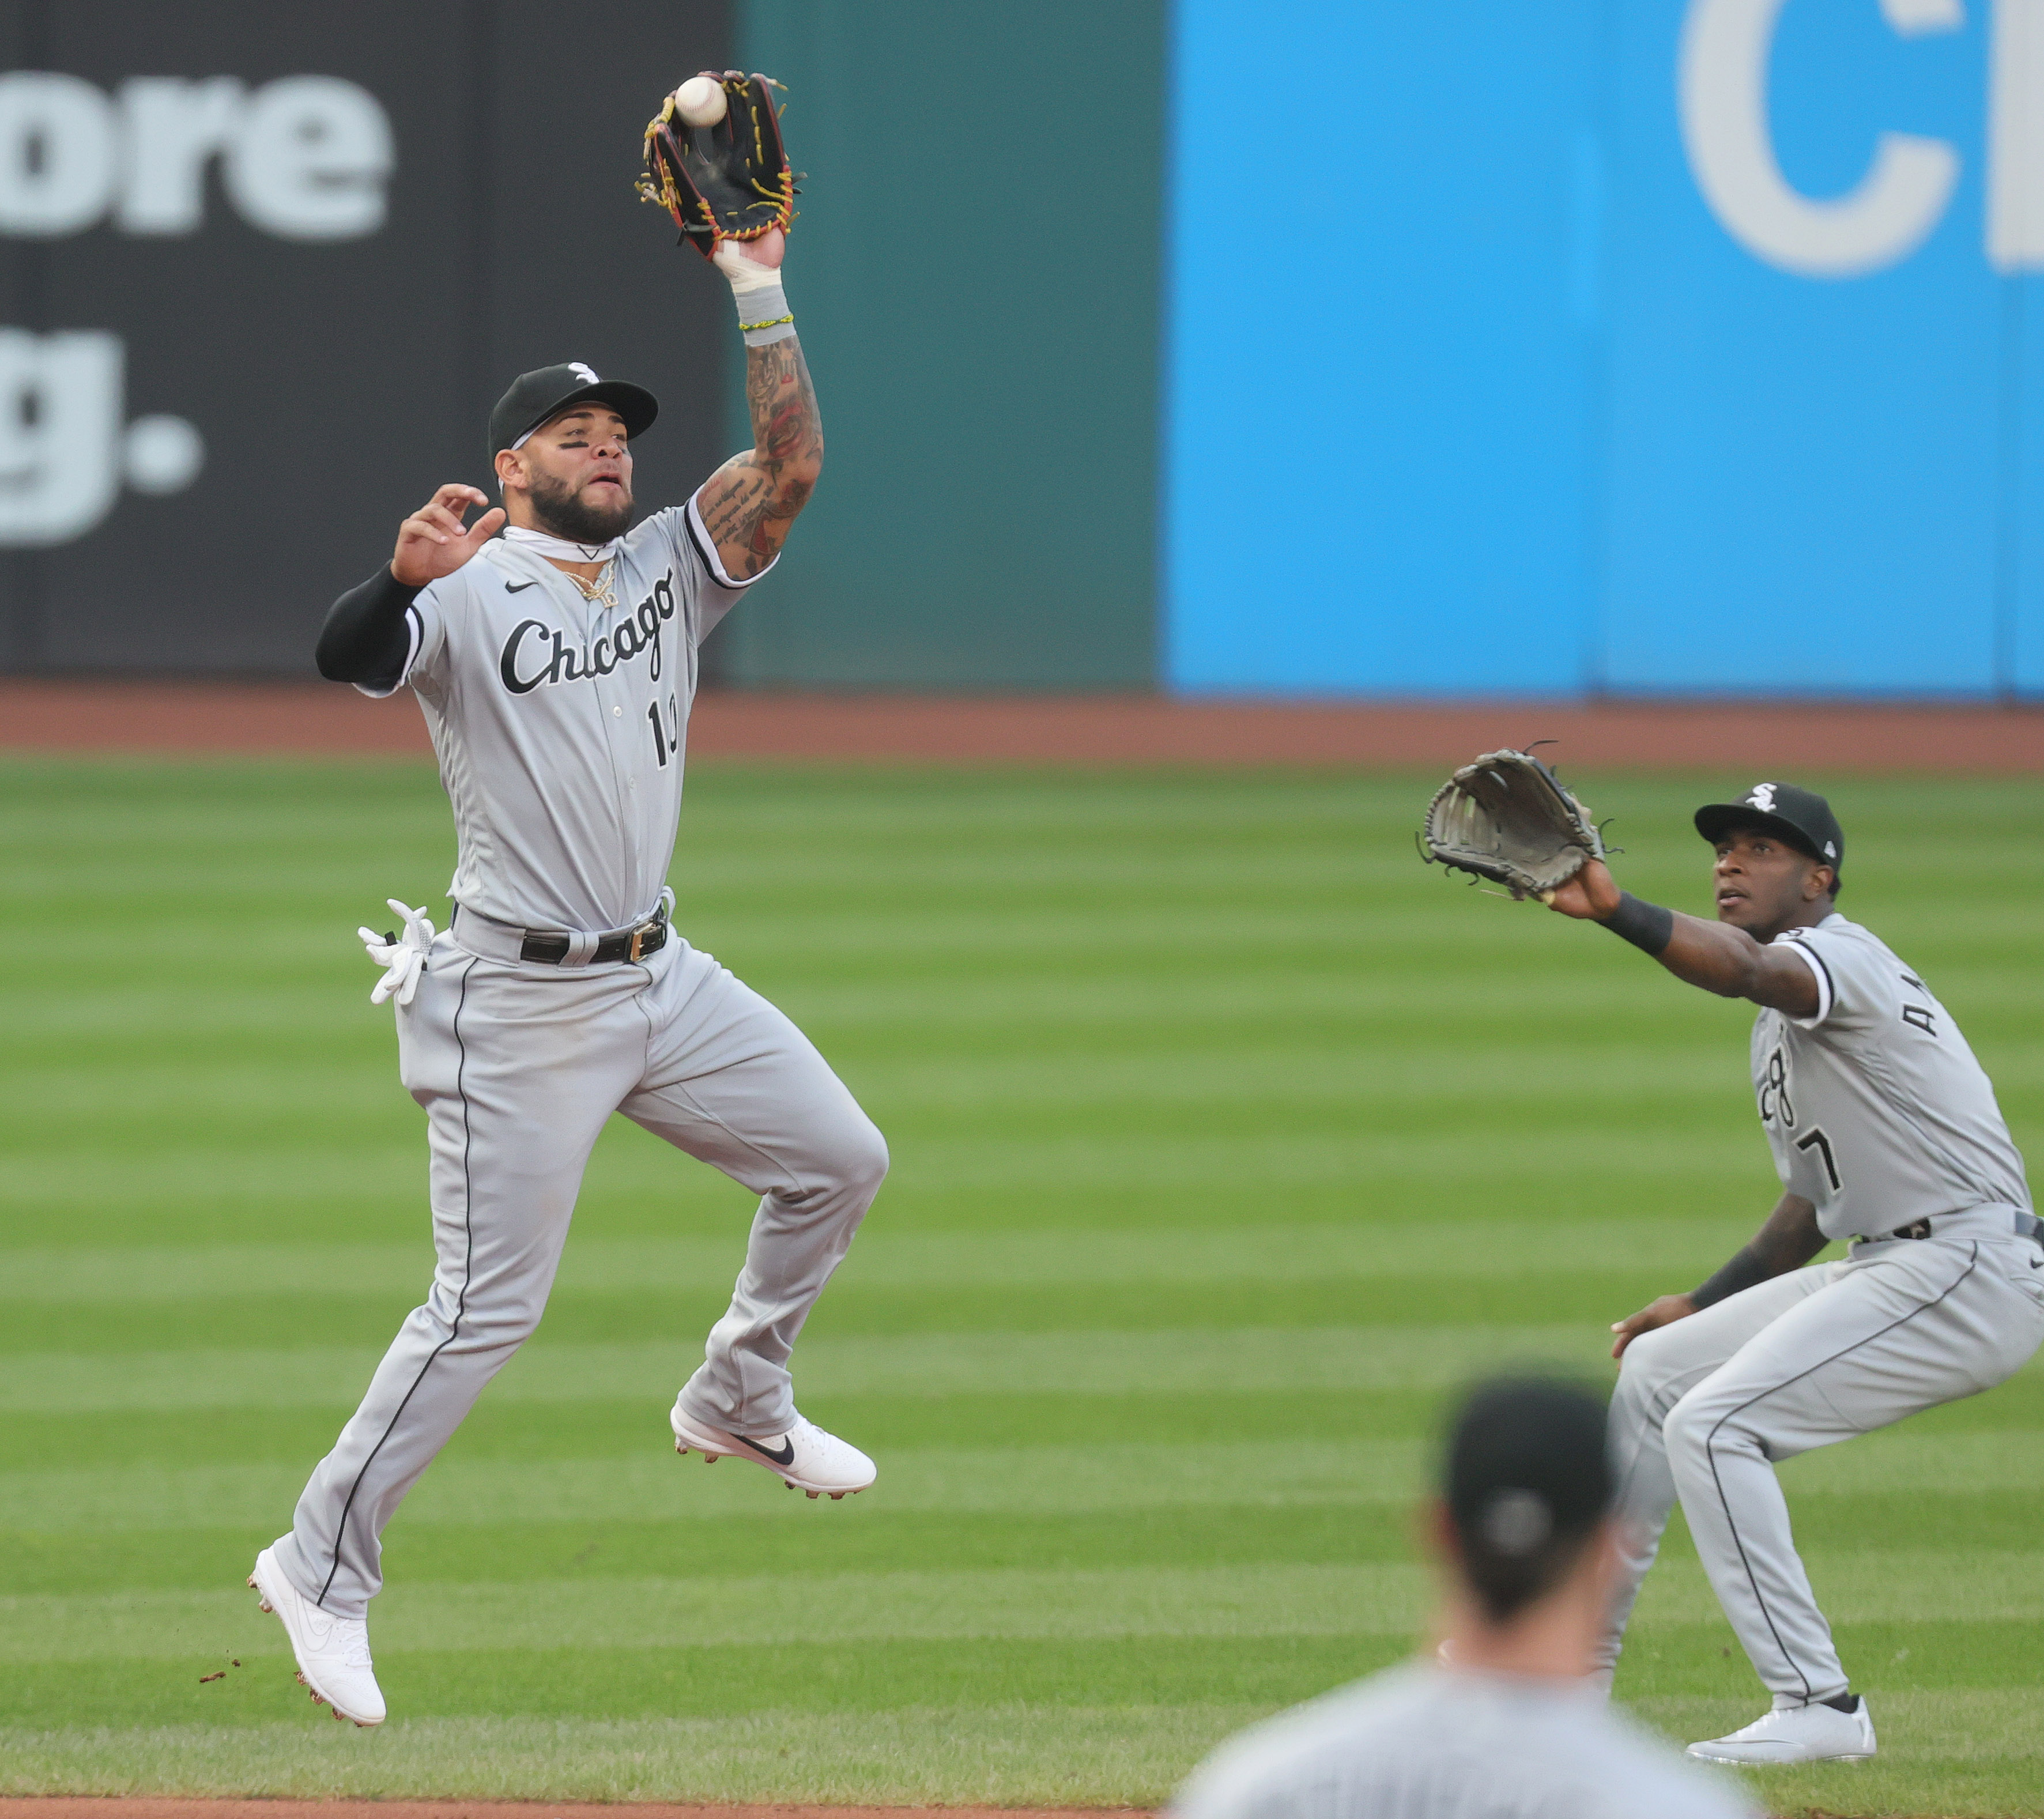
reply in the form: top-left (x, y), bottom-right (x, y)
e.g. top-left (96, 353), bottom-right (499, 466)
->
top-left (1600, 1217), bottom-right (2043, 1704)
top-left (273, 927), bottom-right (888, 1618)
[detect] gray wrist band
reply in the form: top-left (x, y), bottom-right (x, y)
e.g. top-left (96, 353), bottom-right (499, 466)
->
top-left (733, 277), bottom-right (794, 346)
top-left (1598, 890), bottom-right (1675, 957)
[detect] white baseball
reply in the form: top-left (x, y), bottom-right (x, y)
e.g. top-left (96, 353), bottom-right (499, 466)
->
top-left (675, 76), bottom-right (727, 129)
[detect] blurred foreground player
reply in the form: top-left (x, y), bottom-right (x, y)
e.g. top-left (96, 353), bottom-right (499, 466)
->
top-left (1172, 1378), bottom-right (1753, 1819)
top-left (248, 76), bottom-right (885, 1728)
top-left (1541, 783), bottom-right (2044, 1762)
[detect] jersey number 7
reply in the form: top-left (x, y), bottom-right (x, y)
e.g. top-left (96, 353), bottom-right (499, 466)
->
top-left (1795, 1126), bottom-right (1842, 1192)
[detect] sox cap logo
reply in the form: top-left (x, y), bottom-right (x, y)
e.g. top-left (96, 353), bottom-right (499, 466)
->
top-left (568, 362), bottom-right (599, 384)
top-left (1747, 784), bottom-right (1779, 813)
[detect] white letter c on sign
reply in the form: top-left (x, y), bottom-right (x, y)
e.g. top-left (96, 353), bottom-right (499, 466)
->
top-left (1680, 0), bottom-right (1963, 278)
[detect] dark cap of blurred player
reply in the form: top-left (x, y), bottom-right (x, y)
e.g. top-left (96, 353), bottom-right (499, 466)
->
top-left (1434, 1373), bottom-right (1616, 1669)
top-left (1169, 1376), bottom-right (1756, 1819)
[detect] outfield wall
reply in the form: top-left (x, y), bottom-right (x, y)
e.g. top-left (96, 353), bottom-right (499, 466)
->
top-left (731, 0), bottom-right (2044, 701)
top-left (0, 2), bottom-right (2039, 701)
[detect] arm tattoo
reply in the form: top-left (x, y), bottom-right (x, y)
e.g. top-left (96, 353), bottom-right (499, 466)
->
top-left (746, 336), bottom-right (820, 476)
top-left (697, 333), bottom-right (823, 579)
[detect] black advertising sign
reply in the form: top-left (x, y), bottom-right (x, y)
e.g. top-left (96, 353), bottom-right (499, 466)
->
top-left (0, 0), bottom-right (731, 674)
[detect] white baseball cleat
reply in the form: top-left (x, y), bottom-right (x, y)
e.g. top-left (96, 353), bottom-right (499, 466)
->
top-left (670, 1404), bottom-right (876, 1498)
top-left (1685, 1697), bottom-right (1875, 1764)
top-left (248, 1544), bottom-right (386, 1727)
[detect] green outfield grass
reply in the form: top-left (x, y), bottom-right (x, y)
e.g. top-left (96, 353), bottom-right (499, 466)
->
top-left (1, 757), bottom-right (2039, 1814)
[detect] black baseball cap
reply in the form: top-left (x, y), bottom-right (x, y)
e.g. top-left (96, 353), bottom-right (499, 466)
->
top-left (488, 363), bottom-right (659, 466)
top-left (1442, 1375), bottom-right (1612, 1622)
top-left (1694, 782), bottom-right (1844, 875)
top-left (1445, 1376), bottom-right (1612, 1553)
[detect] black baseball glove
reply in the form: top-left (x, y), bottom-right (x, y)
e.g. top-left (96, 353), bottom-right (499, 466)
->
top-left (1420, 748), bottom-right (1604, 900)
top-left (636, 71), bottom-right (795, 260)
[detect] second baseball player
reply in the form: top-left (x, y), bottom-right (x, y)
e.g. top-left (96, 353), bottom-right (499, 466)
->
top-left (1545, 783), bottom-right (2043, 1763)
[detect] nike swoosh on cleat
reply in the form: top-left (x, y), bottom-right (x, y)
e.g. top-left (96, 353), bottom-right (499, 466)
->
top-left (736, 1432), bottom-right (797, 1467)
top-left (505, 580), bottom-right (540, 592)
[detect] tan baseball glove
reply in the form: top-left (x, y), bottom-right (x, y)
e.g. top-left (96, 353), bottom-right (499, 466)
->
top-left (1420, 749), bottom-right (1604, 901)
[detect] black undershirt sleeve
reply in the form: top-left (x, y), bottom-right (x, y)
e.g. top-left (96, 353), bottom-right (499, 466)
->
top-left (315, 565), bottom-right (424, 689)
top-left (1690, 1244), bottom-right (1772, 1310)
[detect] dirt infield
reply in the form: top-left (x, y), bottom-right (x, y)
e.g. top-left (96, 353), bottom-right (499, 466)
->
top-left (1, 679), bottom-right (2040, 771)
top-left (0, 1806), bottom-right (1148, 1819)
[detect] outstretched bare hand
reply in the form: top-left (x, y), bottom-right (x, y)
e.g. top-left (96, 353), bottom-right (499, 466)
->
top-left (392, 485), bottom-right (506, 587)
top-left (1611, 1292), bottom-right (1695, 1360)
top-left (1544, 855), bottom-right (1622, 920)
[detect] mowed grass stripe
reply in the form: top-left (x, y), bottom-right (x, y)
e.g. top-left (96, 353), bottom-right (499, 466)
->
top-left (13, 1548), bottom-right (2044, 1662)
top-left (1, 1324), bottom-right (1604, 1413)
top-left (16, 964), bottom-right (2044, 1047)
top-left (0, 1704), bottom-right (1269, 1804)
top-left (0, 1132), bottom-right (1773, 1209)
top-left (0, 968), bottom-right (1794, 1035)
top-left (7, 1426), bottom-right (2042, 1534)
top-left (7, 1563), bottom-right (1431, 1660)
top-left (2, 1046), bottom-right (1770, 1122)
top-left (4, 1691), bottom-right (2037, 1806)
top-left (0, 1440), bottom-right (1431, 1532)
top-left (0, 1219), bottom-right (1762, 1301)
top-left (4, 1692), bottom-right (2039, 1806)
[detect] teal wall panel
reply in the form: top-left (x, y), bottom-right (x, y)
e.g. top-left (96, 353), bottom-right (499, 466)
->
top-left (719, 0), bottom-right (1164, 689)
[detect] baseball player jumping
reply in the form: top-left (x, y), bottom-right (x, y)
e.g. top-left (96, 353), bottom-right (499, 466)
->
top-left (248, 101), bottom-right (885, 1727)
top-left (1544, 783), bottom-right (2043, 1763)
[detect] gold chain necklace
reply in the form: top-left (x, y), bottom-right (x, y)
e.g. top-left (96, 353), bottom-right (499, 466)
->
top-left (564, 560), bottom-right (618, 612)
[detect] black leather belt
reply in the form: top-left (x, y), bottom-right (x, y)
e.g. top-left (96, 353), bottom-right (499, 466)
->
top-left (1865, 1212), bottom-right (2044, 1246)
top-left (520, 905), bottom-right (668, 965)
top-left (1853, 1217), bottom-right (1934, 1244)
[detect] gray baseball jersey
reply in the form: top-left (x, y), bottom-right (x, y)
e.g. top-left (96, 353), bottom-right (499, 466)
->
top-left (1755, 913), bottom-right (2031, 1241)
top-left (1172, 1663), bottom-right (1754, 1819)
top-left (368, 494), bottom-right (759, 935)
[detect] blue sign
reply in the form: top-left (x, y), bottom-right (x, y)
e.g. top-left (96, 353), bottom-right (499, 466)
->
top-left (1166, 0), bottom-right (2044, 697)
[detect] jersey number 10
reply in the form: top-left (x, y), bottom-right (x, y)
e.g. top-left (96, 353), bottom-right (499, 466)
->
top-left (646, 693), bottom-right (681, 768)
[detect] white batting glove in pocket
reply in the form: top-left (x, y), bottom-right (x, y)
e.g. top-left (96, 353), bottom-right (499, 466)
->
top-left (357, 899), bottom-right (436, 1007)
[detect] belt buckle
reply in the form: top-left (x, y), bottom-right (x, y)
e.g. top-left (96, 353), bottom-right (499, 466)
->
top-left (629, 910), bottom-right (663, 963)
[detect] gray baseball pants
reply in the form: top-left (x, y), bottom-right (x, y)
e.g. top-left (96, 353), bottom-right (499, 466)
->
top-left (272, 925), bottom-right (888, 1618)
top-left (1599, 1212), bottom-right (2043, 1704)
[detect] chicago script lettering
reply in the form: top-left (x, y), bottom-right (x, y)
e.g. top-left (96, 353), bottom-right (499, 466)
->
top-left (497, 569), bottom-right (677, 696)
